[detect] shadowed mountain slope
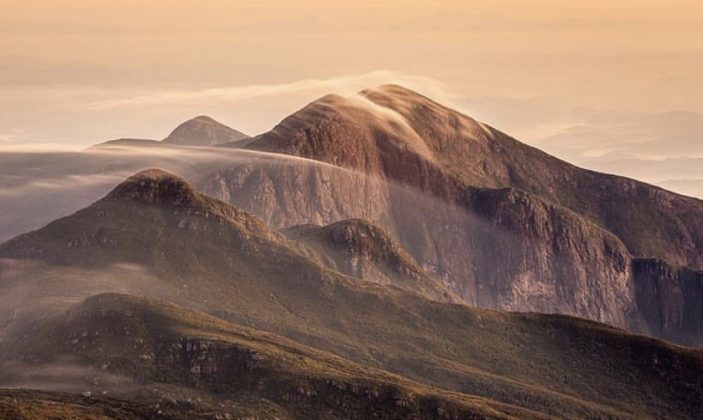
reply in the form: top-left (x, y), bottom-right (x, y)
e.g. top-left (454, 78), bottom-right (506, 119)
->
top-left (1, 170), bottom-right (703, 418)
top-left (283, 219), bottom-right (459, 303)
top-left (203, 135), bottom-right (644, 337)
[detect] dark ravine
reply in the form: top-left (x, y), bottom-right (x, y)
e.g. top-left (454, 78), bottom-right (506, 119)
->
top-left (633, 259), bottom-right (703, 346)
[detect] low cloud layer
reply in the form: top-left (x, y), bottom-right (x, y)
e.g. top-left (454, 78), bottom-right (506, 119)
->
top-left (3, 75), bottom-right (703, 201)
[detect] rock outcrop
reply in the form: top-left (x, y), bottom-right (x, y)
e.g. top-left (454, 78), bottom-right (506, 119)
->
top-left (284, 219), bottom-right (459, 303)
top-left (105, 169), bottom-right (200, 206)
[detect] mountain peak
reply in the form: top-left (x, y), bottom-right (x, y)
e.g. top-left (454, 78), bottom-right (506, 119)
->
top-left (162, 115), bottom-right (249, 146)
top-left (104, 168), bottom-right (199, 206)
top-left (191, 115), bottom-right (218, 123)
top-left (361, 83), bottom-right (420, 96)
top-left (359, 84), bottom-right (449, 113)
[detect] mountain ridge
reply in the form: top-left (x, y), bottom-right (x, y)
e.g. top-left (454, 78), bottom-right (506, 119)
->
top-left (195, 84), bottom-right (703, 344)
top-left (92, 115), bottom-right (249, 148)
top-left (2, 169), bottom-right (703, 417)
top-left (163, 115), bottom-right (249, 146)
top-left (245, 84), bottom-right (703, 268)
top-left (4, 84), bottom-right (703, 417)
top-left (203, 113), bottom-right (643, 333)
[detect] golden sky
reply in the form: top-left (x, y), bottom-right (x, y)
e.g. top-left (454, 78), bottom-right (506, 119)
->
top-left (1, 0), bottom-right (703, 194)
top-left (3, 1), bottom-right (702, 103)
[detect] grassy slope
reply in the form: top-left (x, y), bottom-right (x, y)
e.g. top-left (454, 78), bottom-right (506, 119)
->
top-left (1, 170), bottom-right (702, 418)
top-left (3, 293), bottom-right (538, 420)
top-left (0, 389), bottom-right (154, 420)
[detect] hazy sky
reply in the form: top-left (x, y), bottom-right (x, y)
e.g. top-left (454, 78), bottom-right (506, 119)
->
top-left (2, 0), bottom-right (703, 195)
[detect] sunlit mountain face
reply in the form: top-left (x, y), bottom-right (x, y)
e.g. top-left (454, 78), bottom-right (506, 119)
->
top-left (2, 2), bottom-right (703, 419)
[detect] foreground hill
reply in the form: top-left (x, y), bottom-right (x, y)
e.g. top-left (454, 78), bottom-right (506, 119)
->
top-left (199, 85), bottom-right (703, 345)
top-left (1, 169), bottom-right (702, 418)
top-left (2, 293), bottom-right (522, 420)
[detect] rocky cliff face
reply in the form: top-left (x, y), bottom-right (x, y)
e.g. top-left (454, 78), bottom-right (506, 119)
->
top-left (200, 85), bottom-right (703, 343)
top-left (633, 259), bottom-right (703, 345)
top-left (360, 85), bottom-right (703, 268)
top-left (200, 159), bottom-right (637, 328)
top-left (283, 219), bottom-right (459, 303)
top-left (465, 188), bottom-right (636, 326)
top-left (247, 85), bottom-right (703, 268)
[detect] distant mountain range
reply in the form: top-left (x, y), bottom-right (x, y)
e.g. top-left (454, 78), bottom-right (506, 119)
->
top-left (1, 86), bottom-right (702, 418)
top-left (94, 115), bottom-right (250, 148)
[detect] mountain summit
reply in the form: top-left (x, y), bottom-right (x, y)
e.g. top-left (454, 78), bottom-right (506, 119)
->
top-left (162, 115), bottom-right (249, 146)
top-left (92, 116), bottom-right (249, 148)
top-left (105, 168), bottom-right (199, 206)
